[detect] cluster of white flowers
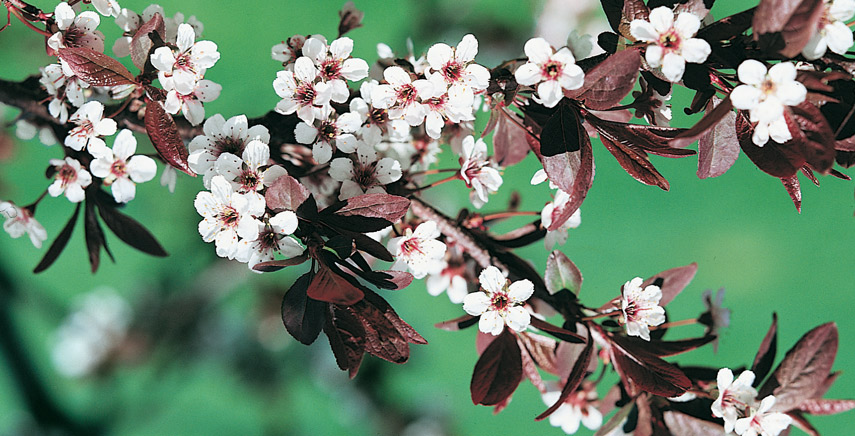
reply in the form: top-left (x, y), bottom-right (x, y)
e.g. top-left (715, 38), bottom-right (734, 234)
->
top-left (619, 277), bottom-right (666, 341)
top-left (730, 61), bottom-right (806, 146)
top-left (712, 368), bottom-right (793, 436)
top-left (190, 115), bottom-right (303, 270)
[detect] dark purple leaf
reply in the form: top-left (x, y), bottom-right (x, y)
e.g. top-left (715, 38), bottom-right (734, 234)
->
top-left (97, 202), bottom-right (167, 257)
top-left (698, 107), bottom-right (739, 179)
top-left (609, 333), bottom-right (692, 397)
top-left (145, 100), bottom-right (194, 176)
top-left (281, 272), bottom-right (326, 345)
top-left (252, 255), bottom-right (309, 272)
top-left (600, 134), bottom-right (670, 189)
top-left (663, 411), bottom-right (724, 436)
top-left (324, 304), bottom-right (365, 378)
top-left (529, 317), bottom-right (586, 343)
top-left (307, 266), bottom-right (364, 305)
top-left (536, 329), bottom-right (594, 420)
top-left (470, 329), bottom-right (524, 406)
top-left (569, 49), bottom-right (641, 110)
top-left (57, 47), bottom-right (135, 86)
top-left (761, 323), bottom-right (838, 412)
top-left (642, 262), bottom-right (698, 307)
top-left (265, 174), bottom-right (309, 211)
top-left (545, 250), bottom-right (583, 295)
top-left (494, 110), bottom-right (531, 167)
top-left (130, 13), bottom-right (165, 71)
top-left (350, 299), bottom-right (412, 363)
top-left (336, 193), bottom-right (409, 222)
top-left (736, 111), bottom-right (805, 178)
top-left (34, 204), bottom-right (80, 273)
top-left (781, 175), bottom-right (802, 212)
top-left (752, 313), bottom-right (779, 386)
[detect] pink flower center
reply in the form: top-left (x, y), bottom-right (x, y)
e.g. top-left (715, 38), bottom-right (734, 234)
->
top-left (319, 59), bottom-right (343, 81)
top-left (541, 60), bottom-right (563, 80)
top-left (294, 82), bottom-right (317, 106)
top-left (395, 83), bottom-right (418, 106)
top-left (57, 164), bottom-right (78, 186)
top-left (658, 28), bottom-right (682, 51)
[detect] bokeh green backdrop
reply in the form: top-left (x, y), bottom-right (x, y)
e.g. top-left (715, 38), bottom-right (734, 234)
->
top-left (0, 0), bottom-right (853, 435)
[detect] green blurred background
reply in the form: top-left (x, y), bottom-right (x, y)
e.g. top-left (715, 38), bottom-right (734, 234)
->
top-left (0, 0), bottom-right (853, 435)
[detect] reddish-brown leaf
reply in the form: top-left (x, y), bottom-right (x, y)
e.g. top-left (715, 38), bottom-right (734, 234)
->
top-left (642, 262), bottom-right (698, 307)
top-left (336, 193), bottom-right (409, 222)
top-left (130, 13), bottom-right (165, 71)
top-left (737, 111), bottom-right (805, 178)
top-left (663, 411), bottom-right (725, 435)
top-left (569, 49), bottom-right (641, 110)
top-left (265, 174), bottom-right (309, 211)
top-left (762, 323), bottom-right (838, 412)
top-left (57, 47), bottom-right (135, 87)
top-left (544, 250), bottom-right (583, 295)
top-left (698, 108), bottom-right (740, 179)
top-left (535, 329), bottom-right (594, 420)
top-left (494, 110), bottom-right (531, 167)
top-left (470, 329), bottom-right (524, 406)
top-left (609, 334), bottom-right (692, 397)
top-left (601, 134), bottom-right (670, 190)
top-left (752, 313), bottom-right (779, 386)
top-left (281, 272), bottom-right (326, 345)
top-left (324, 305), bottom-right (365, 378)
top-left (144, 100), bottom-right (194, 176)
top-left (307, 266), bottom-right (365, 305)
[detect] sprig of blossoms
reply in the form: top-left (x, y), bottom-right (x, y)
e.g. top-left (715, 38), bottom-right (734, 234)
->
top-left (463, 266), bottom-right (534, 335)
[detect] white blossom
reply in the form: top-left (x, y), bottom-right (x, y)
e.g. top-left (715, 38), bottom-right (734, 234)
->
top-left (151, 23), bottom-right (220, 95)
top-left (802, 0), bottom-right (855, 60)
top-left (459, 136), bottom-right (502, 208)
top-left (712, 368), bottom-right (759, 434)
top-left (730, 61), bottom-right (806, 146)
top-left (48, 157), bottom-right (92, 203)
top-left (733, 396), bottom-right (793, 436)
top-left (388, 221), bottom-right (446, 279)
top-left (194, 175), bottom-right (265, 259)
top-left (328, 141), bottom-right (402, 200)
top-left (619, 277), bottom-right (666, 341)
top-left (89, 129), bottom-right (157, 203)
top-left (1, 201), bottom-right (47, 248)
top-left (65, 101), bottom-right (117, 154)
top-left (463, 266), bottom-right (534, 335)
top-left (514, 37), bottom-right (584, 108)
top-left (630, 7), bottom-right (711, 83)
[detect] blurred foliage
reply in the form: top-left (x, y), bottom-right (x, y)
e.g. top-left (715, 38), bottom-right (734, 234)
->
top-left (0, 0), bottom-right (853, 435)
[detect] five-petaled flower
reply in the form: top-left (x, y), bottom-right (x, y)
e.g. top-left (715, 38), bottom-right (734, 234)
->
top-left (619, 277), bottom-right (665, 341)
top-left (463, 266), bottom-right (534, 335)
top-left (630, 7), bottom-right (711, 83)
top-left (514, 37), bottom-right (585, 108)
top-left (730, 60), bottom-right (806, 146)
top-left (89, 129), bottom-right (157, 204)
top-left (388, 220), bottom-right (446, 279)
top-left (712, 368), bottom-right (759, 434)
top-left (733, 395), bottom-right (793, 436)
top-left (48, 157), bottom-right (92, 203)
top-left (152, 23), bottom-right (221, 96)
